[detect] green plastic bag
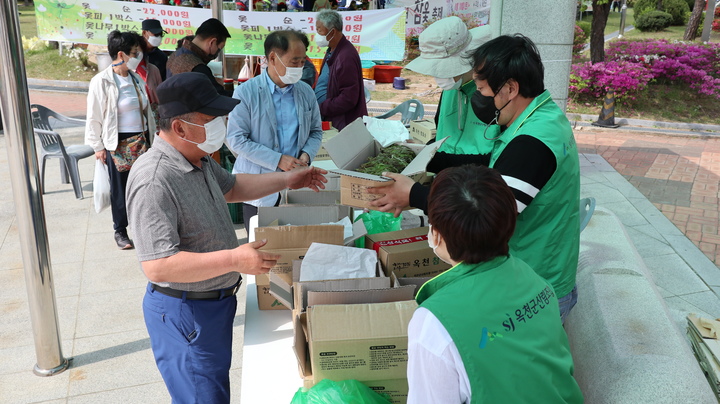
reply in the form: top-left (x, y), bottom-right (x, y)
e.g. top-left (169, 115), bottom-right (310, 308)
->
top-left (290, 379), bottom-right (392, 404)
top-left (354, 210), bottom-right (402, 248)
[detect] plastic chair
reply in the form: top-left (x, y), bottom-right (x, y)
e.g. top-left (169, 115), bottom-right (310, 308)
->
top-left (375, 99), bottom-right (424, 126)
top-left (364, 86), bottom-right (371, 104)
top-left (30, 104), bottom-right (94, 200)
top-left (579, 197), bottom-right (596, 233)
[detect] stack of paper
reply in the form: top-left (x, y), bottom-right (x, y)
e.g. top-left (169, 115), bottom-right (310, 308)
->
top-left (687, 313), bottom-right (720, 398)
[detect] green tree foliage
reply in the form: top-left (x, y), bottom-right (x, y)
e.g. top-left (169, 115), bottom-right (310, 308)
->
top-left (635, 10), bottom-right (674, 31)
top-left (634, 0), bottom-right (690, 25)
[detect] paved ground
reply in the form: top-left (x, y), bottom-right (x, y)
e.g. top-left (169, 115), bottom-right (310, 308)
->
top-left (1, 88), bottom-right (717, 403)
top-left (575, 128), bottom-right (720, 267)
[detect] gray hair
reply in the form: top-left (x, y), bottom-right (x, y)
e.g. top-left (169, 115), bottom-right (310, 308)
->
top-left (317, 9), bottom-right (342, 32)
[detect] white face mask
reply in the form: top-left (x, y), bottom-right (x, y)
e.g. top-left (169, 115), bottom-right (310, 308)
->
top-left (435, 76), bottom-right (462, 91)
top-left (180, 116), bottom-right (227, 154)
top-left (274, 53), bottom-right (304, 85)
top-left (315, 28), bottom-right (334, 48)
top-left (427, 225), bottom-right (452, 265)
top-left (127, 51), bottom-right (143, 71)
top-left (148, 35), bottom-right (162, 48)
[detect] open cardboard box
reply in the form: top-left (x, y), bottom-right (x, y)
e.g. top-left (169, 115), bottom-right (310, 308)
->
top-left (366, 227), bottom-right (452, 278)
top-left (307, 300), bottom-right (417, 402)
top-left (314, 128), bottom-right (340, 161)
top-left (254, 206), bottom-right (347, 310)
top-left (323, 118), bottom-right (445, 209)
top-left (270, 258), bottom-right (416, 402)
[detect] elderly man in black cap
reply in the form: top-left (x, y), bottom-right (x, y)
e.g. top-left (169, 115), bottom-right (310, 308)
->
top-left (141, 19), bottom-right (168, 81)
top-left (126, 72), bottom-right (327, 404)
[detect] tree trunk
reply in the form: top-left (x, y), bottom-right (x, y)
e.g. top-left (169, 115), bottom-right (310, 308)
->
top-left (590, 1), bottom-right (611, 63)
top-left (683, 0), bottom-right (705, 40)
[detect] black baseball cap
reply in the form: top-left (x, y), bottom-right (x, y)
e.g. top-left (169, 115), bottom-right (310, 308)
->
top-left (157, 73), bottom-right (240, 119)
top-left (142, 19), bottom-right (168, 35)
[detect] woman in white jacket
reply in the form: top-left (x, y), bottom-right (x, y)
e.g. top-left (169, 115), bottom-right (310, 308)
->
top-left (85, 30), bottom-right (156, 250)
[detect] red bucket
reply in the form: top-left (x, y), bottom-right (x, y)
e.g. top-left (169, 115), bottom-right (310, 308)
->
top-left (373, 65), bottom-right (403, 83)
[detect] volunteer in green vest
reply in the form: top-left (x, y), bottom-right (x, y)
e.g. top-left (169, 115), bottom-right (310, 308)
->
top-left (404, 16), bottom-right (496, 157)
top-left (369, 34), bottom-right (581, 323)
top-left (407, 164), bottom-right (583, 404)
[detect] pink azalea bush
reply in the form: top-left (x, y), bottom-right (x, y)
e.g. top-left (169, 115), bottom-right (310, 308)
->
top-left (570, 40), bottom-right (720, 103)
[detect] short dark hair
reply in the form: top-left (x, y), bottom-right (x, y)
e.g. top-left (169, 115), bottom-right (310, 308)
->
top-left (157, 112), bottom-right (195, 131)
top-left (428, 165), bottom-right (517, 264)
top-left (264, 30), bottom-right (309, 58)
top-left (470, 34), bottom-right (544, 98)
top-left (129, 32), bottom-right (149, 55)
top-left (195, 18), bottom-right (231, 43)
top-left (177, 35), bottom-right (195, 50)
top-left (107, 30), bottom-right (139, 60)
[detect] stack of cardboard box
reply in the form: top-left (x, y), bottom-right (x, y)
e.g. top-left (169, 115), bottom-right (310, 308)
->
top-left (247, 117), bottom-right (446, 402)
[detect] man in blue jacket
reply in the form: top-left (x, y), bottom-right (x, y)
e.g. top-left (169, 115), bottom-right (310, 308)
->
top-left (226, 30), bottom-right (323, 232)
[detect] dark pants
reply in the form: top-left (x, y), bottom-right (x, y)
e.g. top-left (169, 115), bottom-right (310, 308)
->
top-left (106, 142), bottom-right (131, 234)
top-left (143, 284), bottom-right (237, 404)
top-left (242, 194), bottom-right (281, 236)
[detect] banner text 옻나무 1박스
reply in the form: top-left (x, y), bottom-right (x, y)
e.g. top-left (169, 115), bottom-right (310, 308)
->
top-left (33, 0), bottom-right (406, 61)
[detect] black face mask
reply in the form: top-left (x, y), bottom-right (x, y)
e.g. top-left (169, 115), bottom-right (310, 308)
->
top-left (471, 89), bottom-right (512, 127)
top-left (471, 91), bottom-right (498, 125)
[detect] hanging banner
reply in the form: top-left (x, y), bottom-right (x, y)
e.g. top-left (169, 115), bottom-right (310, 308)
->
top-left (384, 0), bottom-right (490, 36)
top-left (33, 0), bottom-right (406, 60)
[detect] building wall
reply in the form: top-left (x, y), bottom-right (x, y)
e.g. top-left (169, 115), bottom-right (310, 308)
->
top-left (490, 0), bottom-right (576, 111)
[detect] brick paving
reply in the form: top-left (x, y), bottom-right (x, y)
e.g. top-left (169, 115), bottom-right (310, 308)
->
top-left (25, 89), bottom-right (720, 267)
top-left (575, 129), bottom-right (720, 267)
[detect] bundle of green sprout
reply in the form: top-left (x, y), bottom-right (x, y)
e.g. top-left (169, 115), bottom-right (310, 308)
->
top-left (356, 144), bottom-right (416, 176)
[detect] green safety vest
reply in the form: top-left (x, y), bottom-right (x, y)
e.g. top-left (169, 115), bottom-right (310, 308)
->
top-left (416, 257), bottom-right (583, 404)
top-left (489, 90), bottom-right (580, 298)
top-left (435, 80), bottom-right (499, 155)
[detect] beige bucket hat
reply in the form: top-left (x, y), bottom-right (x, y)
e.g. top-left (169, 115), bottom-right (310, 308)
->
top-left (406, 16), bottom-right (492, 79)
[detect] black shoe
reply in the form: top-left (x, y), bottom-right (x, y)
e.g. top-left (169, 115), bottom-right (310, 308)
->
top-left (114, 231), bottom-right (134, 250)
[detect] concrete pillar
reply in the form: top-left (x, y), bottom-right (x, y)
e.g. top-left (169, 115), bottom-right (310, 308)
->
top-left (492, 0), bottom-right (576, 112)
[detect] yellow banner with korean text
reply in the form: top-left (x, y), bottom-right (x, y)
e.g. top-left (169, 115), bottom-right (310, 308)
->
top-left (34, 0), bottom-right (406, 60)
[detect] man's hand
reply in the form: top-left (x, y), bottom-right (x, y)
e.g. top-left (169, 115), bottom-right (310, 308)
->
top-left (299, 152), bottom-right (310, 165)
top-left (286, 166), bottom-right (328, 191)
top-left (95, 149), bottom-right (106, 164)
top-left (367, 172), bottom-right (415, 217)
top-left (232, 239), bottom-right (281, 275)
top-left (278, 154), bottom-right (306, 172)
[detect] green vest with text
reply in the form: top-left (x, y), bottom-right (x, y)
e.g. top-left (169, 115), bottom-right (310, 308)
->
top-left (435, 81), bottom-right (499, 155)
top-left (417, 257), bottom-right (583, 404)
top-left (489, 90), bottom-right (580, 298)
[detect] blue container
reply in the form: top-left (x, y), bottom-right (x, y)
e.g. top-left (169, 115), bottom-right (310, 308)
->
top-left (393, 76), bottom-right (406, 90)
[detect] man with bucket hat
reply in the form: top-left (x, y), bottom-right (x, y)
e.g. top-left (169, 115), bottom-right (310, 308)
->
top-left (141, 19), bottom-right (169, 81)
top-left (126, 72), bottom-right (327, 403)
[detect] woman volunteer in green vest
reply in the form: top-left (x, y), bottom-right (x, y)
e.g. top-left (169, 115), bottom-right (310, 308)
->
top-left (370, 34), bottom-right (581, 323)
top-left (404, 17), bottom-right (497, 162)
top-left (407, 164), bottom-right (582, 404)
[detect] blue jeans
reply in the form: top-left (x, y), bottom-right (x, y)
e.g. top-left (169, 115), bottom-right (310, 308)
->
top-left (558, 285), bottom-right (578, 325)
top-left (143, 284), bottom-right (238, 404)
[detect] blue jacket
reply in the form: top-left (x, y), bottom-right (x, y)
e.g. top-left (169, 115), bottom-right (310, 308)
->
top-left (226, 70), bottom-right (323, 207)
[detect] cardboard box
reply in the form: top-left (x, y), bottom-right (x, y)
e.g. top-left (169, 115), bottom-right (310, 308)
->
top-left (314, 128), bottom-right (340, 161)
top-left (254, 206), bottom-right (346, 310)
top-left (391, 272), bottom-right (432, 298)
top-left (366, 227), bottom-right (451, 278)
top-left (256, 283), bottom-right (286, 310)
top-left (307, 300), bottom-right (417, 383)
top-left (324, 118), bottom-right (445, 209)
top-left (269, 258), bottom-right (399, 379)
top-left (280, 189), bottom-right (341, 206)
top-left (409, 119), bottom-right (436, 144)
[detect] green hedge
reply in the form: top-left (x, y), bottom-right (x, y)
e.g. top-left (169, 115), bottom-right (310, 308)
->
top-left (635, 10), bottom-right (674, 31)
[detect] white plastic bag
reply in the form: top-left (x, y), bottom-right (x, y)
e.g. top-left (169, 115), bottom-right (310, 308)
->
top-left (93, 160), bottom-right (111, 213)
top-left (238, 56), bottom-right (252, 80)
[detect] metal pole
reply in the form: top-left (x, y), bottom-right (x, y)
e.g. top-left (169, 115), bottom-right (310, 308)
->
top-left (701, 0), bottom-right (717, 43)
top-left (0, 1), bottom-right (70, 376)
top-left (211, 0), bottom-right (228, 80)
top-left (618, 0), bottom-right (628, 38)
